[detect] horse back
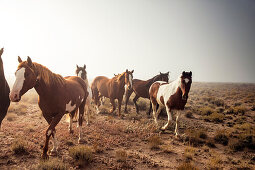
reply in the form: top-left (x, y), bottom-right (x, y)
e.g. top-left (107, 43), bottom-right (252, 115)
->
top-left (133, 79), bottom-right (150, 98)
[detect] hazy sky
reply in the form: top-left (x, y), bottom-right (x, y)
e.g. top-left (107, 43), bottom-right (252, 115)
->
top-left (0, 0), bottom-right (255, 84)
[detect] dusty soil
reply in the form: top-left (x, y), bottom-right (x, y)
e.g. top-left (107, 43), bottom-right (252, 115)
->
top-left (0, 82), bottom-right (254, 169)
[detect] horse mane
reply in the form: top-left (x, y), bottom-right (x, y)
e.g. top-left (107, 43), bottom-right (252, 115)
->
top-left (144, 74), bottom-right (161, 87)
top-left (116, 72), bottom-right (125, 82)
top-left (32, 62), bottom-right (66, 86)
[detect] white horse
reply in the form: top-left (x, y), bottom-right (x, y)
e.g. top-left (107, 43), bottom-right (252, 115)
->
top-left (149, 71), bottom-right (192, 136)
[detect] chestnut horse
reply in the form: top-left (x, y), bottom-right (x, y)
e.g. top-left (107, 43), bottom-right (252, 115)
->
top-left (0, 48), bottom-right (10, 129)
top-left (149, 71), bottom-right (192, 136)
top-left (10, 57), bottom-right (88, 159)
top-left (124, 72), bottom-right (169, 114)
top-left (91, 69), bottom-right (134, 116)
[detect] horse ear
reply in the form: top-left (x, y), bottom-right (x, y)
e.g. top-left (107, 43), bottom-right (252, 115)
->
top-left (131, 70), bottom-right (134, 73)
top-left (84, 64), bottom-right (86, 69)
top-left (167, 71), bottom-right (169, 75)
top-left (18, 56), bottom-right (22, 63)
top-left (160, 72), bottom-right (162, 74)
top-left (27, 56), bottom-right (33, 67)
top-left (182, 71), bottom-right (185, 76)
top-left (76, 64), bottom-right (79, 69)
top-left (189, 71), bottom-right (192, 77)
top-left (126, 69), bottom-right (128, 73)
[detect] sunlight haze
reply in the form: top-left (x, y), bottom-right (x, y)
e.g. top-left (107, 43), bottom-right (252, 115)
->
top-left (0, 0), bottom-right (255, 85)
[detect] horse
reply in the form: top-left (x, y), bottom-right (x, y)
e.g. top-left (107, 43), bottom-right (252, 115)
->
top-left (75, 64), bottom-right (92, 126)
top-left (0, 48), bottom-right (10, 129)
top-left (10, 56), bottom-right (88, 159)
top-left (124, 72), bottom-right (169, 115)
top-left (149, 71), bottom-right (192, 136)
top-left (91, 69), bottom-right (134, 116)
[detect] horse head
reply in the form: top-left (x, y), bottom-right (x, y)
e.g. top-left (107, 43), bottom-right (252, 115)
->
top-left (10, 56), bottom-right (38, 102)
top-left (76, 64), bottom-right (87, 80)
top-left (159, 71), bottom-right (169, 82)
top-left (124, 69), bottom-right (134, 90)
top-left (180, 71), bottom-right (192, 100)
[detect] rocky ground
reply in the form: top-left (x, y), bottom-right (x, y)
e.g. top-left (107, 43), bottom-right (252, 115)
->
top-left (0, 82), bottom-right (254, 169)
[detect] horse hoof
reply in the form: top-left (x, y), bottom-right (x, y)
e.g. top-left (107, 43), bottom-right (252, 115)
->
top-left (78, 139), bottom-right (86, 144)
top-left (50, 150), bottom-right (58, 156)
top-left (41, 153), bottom-right (49, 160)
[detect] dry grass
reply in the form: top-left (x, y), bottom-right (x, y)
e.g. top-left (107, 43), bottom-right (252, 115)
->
top-left (11, 138), bottom-right (28, 155)
top-left (69, 145), bottom-right (94, 167)
top-left (203, 112), bottom-right (224, 123)
top-left (148, 135), bottom-right (162, 150)
top-left (184, 146), bottom-right (196, 160)
top-left (115, 149), bottom-right (128, 162)
top-left (37, 158), bottom-right (67, 170)
top-left (177, 162), bottom-right (199, 170)
top-left (214, 129), bottom-right (229, 146)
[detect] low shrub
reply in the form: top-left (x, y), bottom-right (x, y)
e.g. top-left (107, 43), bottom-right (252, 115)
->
top-left (38, 158), bottom-right (67, 170)
top-left (69, 145), bottom-right (94, 167)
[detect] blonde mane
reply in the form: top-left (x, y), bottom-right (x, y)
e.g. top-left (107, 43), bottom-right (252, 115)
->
top-left (33, 63), bottom-right (65, 86)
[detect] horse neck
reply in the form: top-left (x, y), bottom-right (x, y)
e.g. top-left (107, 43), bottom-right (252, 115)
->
top-left (170, 76), bottom-right (181, 93)
top-left (33, 63), bottom-right (65, 96)
top-left (145, 75), bottom-right (160, 87)
top-left (116, 73), bottom-right (126, 88)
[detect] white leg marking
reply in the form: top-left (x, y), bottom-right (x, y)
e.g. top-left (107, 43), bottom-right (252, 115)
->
top-left (175, 111), bottom-right (181, 136)
top-left (47, 130), bottom-right (52, 136)
top-left (151, 103), bottom-right (159, 127)
top-left (162, 107), bottom-right (173, 130)
top-left (69, 117), bottom-right (73, 132)
top-left (51, 131), bottom-right (58, 153)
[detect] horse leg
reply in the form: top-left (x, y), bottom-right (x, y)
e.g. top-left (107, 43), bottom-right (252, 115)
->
top-left (161, 106), bottom-right (173, 131)
top-left (174, 111), bottom-right (181, 136)
top-left (85, 102), bottom-right (90, 126)
top-left (118, 97), bottom-right (123, 116)
top-left (69, 112), bottom-right (75, 134)
top-left (151, 100), bottom-right (159, 127)
top-left (78, 99), bottom-right (86, 144)
top-left (42, 113), bottom-right (63, 159)
top-left (133, 95), bottom-right (140, 114)
top-left (109, 98), bottom-right (116, 113)
top-left (124, 88), bottom-right (133, 113)
top-left (50, 128), bottom-right (58, 155)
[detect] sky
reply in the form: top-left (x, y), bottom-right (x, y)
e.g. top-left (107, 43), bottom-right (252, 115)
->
top-left (0, 0), bottom-right (255, 85)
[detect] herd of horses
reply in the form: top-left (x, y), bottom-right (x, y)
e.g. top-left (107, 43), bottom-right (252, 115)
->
top-left (0, 48), bottom-right (192, 159)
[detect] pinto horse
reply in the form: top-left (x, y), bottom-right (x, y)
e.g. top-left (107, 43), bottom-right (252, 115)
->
top-left (124, 72), bottom-right (169, 114)
top-left (10, 57), bottom-right (88, 159)
top-left (149, 71), bottom-right (192, 136)
top-left (0, 48), bottom-right (10, 129)
top-left (91, 69), bottom-right (134, 116)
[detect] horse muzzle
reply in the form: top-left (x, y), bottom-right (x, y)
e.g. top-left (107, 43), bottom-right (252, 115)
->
top-left (9, 92), bottom-right (21, 102)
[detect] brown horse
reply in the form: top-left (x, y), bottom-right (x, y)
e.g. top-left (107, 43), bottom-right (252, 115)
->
top-left (91, 69), bottom-right (134, 116)
top-left (124, 72), bottom-right (169, 114)
top-left (10, 57), bottom-right (88, 159)
top-left (0, 48), bottom-right (10, 129)
top-left (149, 71), bottom-right (192, 136)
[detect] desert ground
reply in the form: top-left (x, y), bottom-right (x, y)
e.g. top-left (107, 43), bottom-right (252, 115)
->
top-left (0, 82), bottom-right (254, 169)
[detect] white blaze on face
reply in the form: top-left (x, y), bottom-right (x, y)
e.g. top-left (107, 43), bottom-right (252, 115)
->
top-left (10, 68), bottom-right (26, 100)
top-left (66, 101), bottom-right (76, 112)
top-left (184, 78), bottom-right (189, 84)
